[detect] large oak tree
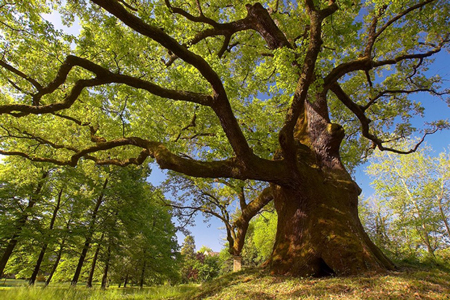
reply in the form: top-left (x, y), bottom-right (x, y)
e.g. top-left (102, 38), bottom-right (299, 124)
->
top-left (1, 0), bottom-right (449, 276)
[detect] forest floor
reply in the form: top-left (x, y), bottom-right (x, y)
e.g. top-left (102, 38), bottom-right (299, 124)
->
top-left (1, 264), bottom-right (449, 299)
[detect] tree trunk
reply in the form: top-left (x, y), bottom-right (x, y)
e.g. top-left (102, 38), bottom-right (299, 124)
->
top-left (44, 240), bottom-right (65, 287)
top-left (0, 171), bottom-right (48, 277)
top-left (266, 168), bottom-right (395, 276)
top-left (139, 261), bottom-right (146, 289)
top-left (29, 188), bottom-right (63, 285)
top-left (101, 242), bottom-right (111, 289)
top-left (228, 186), bottom-right (273, 272)
top-left (86, 233), bottom-right (104, 288)
top-left (233, 256), bottom-right (242, 272)
top-left (266, 94), bottom-right (395, 277)
top-left (71, 178), bottom-right (108, 286)
top-left (123, 273), bottom-right (129, 288)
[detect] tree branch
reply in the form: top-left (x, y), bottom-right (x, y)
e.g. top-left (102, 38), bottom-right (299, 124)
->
top-left (0, 59), bottom-right (43, 91)
top-left (0, 55), bottom-right (212, 117)
top-left (279, 3), bottom-right (338, 161)
top-left (330, 82), bottom-right (445, 154)
top-left (374, 0), bottom-right (436, 40)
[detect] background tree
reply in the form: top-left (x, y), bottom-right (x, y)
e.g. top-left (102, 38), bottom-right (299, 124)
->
top-left (241, 210), bottom-right (277, 267)
top-left (180, 238), bottom-right (220, 283)
top-left (1, 0), bottom-right (449, 276)
top-left (165, 175), bottom-right (272, 271)
top-left (0, 157), bottom-right (51, 277)
top-left (365, 142), bottom-right (450, 261)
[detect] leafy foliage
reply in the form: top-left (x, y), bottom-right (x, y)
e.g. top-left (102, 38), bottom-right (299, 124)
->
top-left (0, 157), bottom-right (178, 286)
top-left (363, 142), bottom-right (450, 262)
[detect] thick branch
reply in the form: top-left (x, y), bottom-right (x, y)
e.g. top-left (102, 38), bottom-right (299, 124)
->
top-left (324, 44), bottom-right (445, 90)
top-left (0, 135), bottom-right (288, 183)
top-left (235, 186), bottom-right (273, 226)
top-left (0, 55), bottom-right (212, 116)
top-left (91, 0), bottom-right (256, 159)
top-left (279, 2), bottom-right (338, 160)
top-left (90, 0), bottom-right (225, 93)
top-left (324, 1), bottom-right (443, 89)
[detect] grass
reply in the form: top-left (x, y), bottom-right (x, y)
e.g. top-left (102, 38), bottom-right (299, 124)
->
top-left (1, 265), bottom-right (449, 299)
top-left (0, 281), bottom-right (198, 300)
top-left (177, 264), bottom-right (450, 300)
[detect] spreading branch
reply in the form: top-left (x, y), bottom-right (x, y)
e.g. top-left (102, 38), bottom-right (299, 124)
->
top-left (330, 83), bottom-right (444, 154)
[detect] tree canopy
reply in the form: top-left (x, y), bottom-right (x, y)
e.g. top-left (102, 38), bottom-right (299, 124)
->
top-left (1, 0), bottom-right (448, 174)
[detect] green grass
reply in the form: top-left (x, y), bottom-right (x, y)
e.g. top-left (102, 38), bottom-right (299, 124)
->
top-left (177, 264), bottom-right (450, 300)
top-left (2, 265), bottom-right (449, 299)
top-left (0, 281), bottom-right (198, 300)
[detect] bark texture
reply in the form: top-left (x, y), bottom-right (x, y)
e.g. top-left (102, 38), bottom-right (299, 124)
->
top-left (268, 171), bottom-right (394, 276)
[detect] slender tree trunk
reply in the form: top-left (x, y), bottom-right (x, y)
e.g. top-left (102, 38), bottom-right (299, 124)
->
top-left (101, 241), bottom-right (111, 289)
top-left (45, 217), bottom-right (73, 287)
top-left (139, 249), bottom-right (147, 289)
top-left (44, 240), bottom-right (65, 287)
top-left (439, 202), bottom-right (450, 238)
top-left (437, 183), bottom-right (450, 239)
top-left (29, 188), bottom-right (63, 285)
top-left (71, 178), bottom-right (108, 286)
top-left (0, 171), bottom-right (48, 277)
top-left (228, 187), bottom-right (273, 272)
top-left (139, 259), bottom-right (146, 289)
top-left (393, 161), bottom-right (435, 257)
top-left (86, 233), bottom-right (104, 288)
top-left (123, 273), bottom-right (129, 288)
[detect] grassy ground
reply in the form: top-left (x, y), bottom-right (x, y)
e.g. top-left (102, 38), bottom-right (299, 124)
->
top-left (178, 265), bottom-right (450, 300)
top-left (1, 265), bottom-right (449, 299)
top-left (0, 281), bottom-right (198, 300)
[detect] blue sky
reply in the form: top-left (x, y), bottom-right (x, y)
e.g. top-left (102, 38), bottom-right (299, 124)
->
top-left (41, 6), bottom-right (450, 253)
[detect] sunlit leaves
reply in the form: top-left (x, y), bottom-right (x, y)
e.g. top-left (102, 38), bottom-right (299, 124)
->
top-left (366, 141), bottom-right (450, 258)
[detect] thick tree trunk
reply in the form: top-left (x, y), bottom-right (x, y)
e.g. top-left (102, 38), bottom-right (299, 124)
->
top-left (71, 178), bottom-right (108, 286)
top-left (266, 167), bottom-right (396, 277)
top-left (266, 91), bottom-right (395, 277)
top-left (0, 171), bottom-right (48, 277)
